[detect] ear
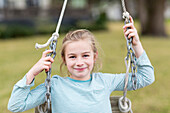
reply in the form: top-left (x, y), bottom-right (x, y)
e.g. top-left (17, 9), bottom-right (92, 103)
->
top-left (94, 51), bottom-right (98, 62)
top-left (62, 56), bottom-right (66, 65)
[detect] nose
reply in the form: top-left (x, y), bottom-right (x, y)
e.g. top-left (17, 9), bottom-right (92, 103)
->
top-left (76, 57), bottom-right (84, 67)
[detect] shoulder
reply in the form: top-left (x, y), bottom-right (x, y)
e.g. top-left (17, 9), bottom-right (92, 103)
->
top-left (92, 72), bottom-right (124, 90)
top-left (92, 72), bottom-right (118, 77)
top-left (92, 72), bottom-right (120, 81)
top-left (52, 75), bottom-right (61, 79)
top-left (51, 75), bottom-right (65, 83)
top-left (51, 75), bottom-right (68, 87)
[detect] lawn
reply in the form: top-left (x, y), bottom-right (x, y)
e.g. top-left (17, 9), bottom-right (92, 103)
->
top-left (0, 21), bottom-right (170, 113)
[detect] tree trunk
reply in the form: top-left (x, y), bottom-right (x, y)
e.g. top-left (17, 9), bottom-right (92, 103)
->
top-left (138, 0), bottom-right (167, 37)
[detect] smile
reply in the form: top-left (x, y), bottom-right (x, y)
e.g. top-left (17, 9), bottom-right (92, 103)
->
top-left (74, 67), bottom-right (87, 71)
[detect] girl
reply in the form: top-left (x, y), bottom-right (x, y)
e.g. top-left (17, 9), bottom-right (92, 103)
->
top-left (8, 17), bottom-right (155, 113)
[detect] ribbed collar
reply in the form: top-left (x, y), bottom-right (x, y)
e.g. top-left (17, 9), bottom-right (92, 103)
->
top-left (67, 75), bottom-right (92, 82)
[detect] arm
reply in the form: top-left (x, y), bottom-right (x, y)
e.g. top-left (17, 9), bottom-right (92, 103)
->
top-left (8, 50), bottom-right (54, 112)
top-left (108, 17), bottom-right (154, 91)
top-left (8, 76), bottom-right (46, 112)
top-left (122, 16), bottom-right (155, 90)
top-left (26, 50), bottom-right (54, 84)
top-left (107, 51), bottom-right (154, 92)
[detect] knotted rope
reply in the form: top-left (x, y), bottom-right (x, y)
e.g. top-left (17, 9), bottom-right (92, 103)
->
top-left (118, 57), bottom-right (133, 113)
top-left (118, 0), bottom-right (137, 113)
top-left (35, 0), bottom-right (68, 113)
top-left (35, 0), bottom-right (68, 49)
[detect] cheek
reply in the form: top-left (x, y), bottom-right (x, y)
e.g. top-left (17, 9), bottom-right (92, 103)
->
top-left (66, 63), bottom-right (72, 73)
top-left (66, 60), bottom-right (74, 69)
top-left (88, 58), bottom-right (95, 69)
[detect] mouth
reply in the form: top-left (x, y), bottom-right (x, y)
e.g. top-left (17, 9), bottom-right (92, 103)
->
top-left (74, 67), bottom-right (87, 71)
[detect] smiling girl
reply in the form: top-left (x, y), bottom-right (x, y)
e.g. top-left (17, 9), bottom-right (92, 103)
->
top-left (8, 17), bottom-right (155, 113)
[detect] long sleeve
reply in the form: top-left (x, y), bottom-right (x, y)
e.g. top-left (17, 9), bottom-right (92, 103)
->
top-left (134, 51), bottom-right (155, 88)
top-left (115, 50), bottom-right (155, 91)
top-left (8, 75), bottom-right (46, 112)
top-left (99, 51), bottom-right (155, 92)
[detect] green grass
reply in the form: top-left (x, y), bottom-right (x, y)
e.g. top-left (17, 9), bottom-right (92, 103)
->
top-left (1, 21), bottom-right (170, 113)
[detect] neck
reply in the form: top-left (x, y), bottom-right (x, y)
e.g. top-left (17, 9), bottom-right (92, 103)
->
top-left (69, 75), bottom-right (91, 81)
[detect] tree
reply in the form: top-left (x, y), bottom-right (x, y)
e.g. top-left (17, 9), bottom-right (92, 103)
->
top-left (137, 0), bottom-right (167, 37)
top-left (3, 0), bottom-right (9, 20)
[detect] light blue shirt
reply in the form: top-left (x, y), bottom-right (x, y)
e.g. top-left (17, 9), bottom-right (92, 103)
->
top-left (8, 51), bottom-right (155, 113)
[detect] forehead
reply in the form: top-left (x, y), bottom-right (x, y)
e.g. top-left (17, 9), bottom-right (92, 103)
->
top-left (65, 40), bottom-right (92, 54)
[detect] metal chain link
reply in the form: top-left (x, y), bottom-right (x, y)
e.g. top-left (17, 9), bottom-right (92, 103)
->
top-left (124, 20), bottom-right (137, 91)
top-left (36, 1), bottom-right (68, 112)
top-left (121, 0), bottom-right (137, 92)
top-left (45, 38), bottom-right (57, 113)
top-left (118, 0), bottom-right (137, 113)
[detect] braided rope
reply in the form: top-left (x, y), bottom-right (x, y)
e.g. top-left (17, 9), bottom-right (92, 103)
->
top-left (121, 0), bottom-right (130, 22)
top-left (118, 96), bottom-right (132, 113)
top-left (35, 0), bottom-right (68, 49)
top-left (123, 56), bottom-right (130, 99)
top-left (121, 0), bottom-right (127, 12)
top-left (35, 0), bottom-right (68, 113)
top-left (118, 57), bottom-right (133, 113)
top-left (118, 0), bottom-right (136, 113)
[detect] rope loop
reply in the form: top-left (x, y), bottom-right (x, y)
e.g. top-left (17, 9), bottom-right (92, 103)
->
top-left (52, 32), bottom-right (59, 41)
top-left (123, 11), bottom-right (130, 22)
top-left (118, 96), bottom-right (132, 113)
top-left (35, 32), bottom-right (59, 49)
top-left (37, 103), bottom-right (48, 113)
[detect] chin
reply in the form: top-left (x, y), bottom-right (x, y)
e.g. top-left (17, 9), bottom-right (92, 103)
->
top-left (74, 73), bottom-right (89, 79)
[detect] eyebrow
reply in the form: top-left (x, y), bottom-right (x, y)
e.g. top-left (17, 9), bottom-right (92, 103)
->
top-left (67, 51), bottom-right (91, 56)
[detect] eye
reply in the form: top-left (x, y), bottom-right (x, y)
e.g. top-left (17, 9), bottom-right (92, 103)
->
top-left (69, 56), bottom-right (76, 59)
top-left (83, 54), bottom-right (90, 58)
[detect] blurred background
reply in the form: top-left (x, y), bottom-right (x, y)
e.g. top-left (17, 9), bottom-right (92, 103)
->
top-left (0, 0), bottom-right (169, 38)
top-left (0, 0), bottom-right (170, 113)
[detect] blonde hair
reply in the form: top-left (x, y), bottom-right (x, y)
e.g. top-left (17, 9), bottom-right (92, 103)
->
top-left (60, 29), bottom-right (102, 76)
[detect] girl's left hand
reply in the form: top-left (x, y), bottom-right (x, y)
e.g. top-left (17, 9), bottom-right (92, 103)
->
top-left (123, 16), bottom-right (144, 58)
top-left (123, 16), bottom-right (140, 46)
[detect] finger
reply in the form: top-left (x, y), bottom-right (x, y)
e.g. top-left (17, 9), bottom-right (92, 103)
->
top-left (44, 56), bottom-right (54, 63)
top-left (123, 23), bottom-right (134, 30)
top-left (42, 50), bottom-right (53, 58)
top-left (128, 33), bottom-right (135, 39)
top-left (49, 64), bottom-right (52, 69)
top-left (129, 16), bottom-right (134, 24)
top-left (44, 62), bottom-right (52, 66)
top-left (125, 29), bottom-right (134, 37)
top-left (43, 65), bottom-right (50, 72)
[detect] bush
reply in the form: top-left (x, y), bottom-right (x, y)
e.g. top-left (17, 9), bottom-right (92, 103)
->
top-left (0, 25), bottom-right (36, 39)
top-left (0, 19), bottom-right (36, 39)
top-left (0, 14), bottom-right (108, 39)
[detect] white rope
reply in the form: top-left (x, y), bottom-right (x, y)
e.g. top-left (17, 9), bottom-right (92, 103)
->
top-left (55, 0), bottom-right (68, 34)
top-left (121, 0), bottom-right (130, 22)
top-left (123, 11), bottom-right (130, 21)
top-left (35, 32), bottom-right (59, 49)
top-left (35, 0), bottom-right (68, 49)
top-left (123, 56), bottom-right (130, 99)
top-left (121, 0), bottom-right (127, 12)
top-left (119, 1), bottom-right (133, 112)
top-left (118, 96), bottom-right (132, 113)
top-left (118, 57), bottom-right (133, 113)
top-left (37, 103), bottom-right (48, 113)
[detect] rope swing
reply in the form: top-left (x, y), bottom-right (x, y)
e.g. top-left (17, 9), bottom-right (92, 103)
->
top-left (35, 0), bottom-right (137, 113)
top-left (117, 0), bottom-right (137, 113)
top-left (35, 0), bottom-right (68, 113)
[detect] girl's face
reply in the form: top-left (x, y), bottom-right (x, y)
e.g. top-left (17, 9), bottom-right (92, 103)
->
top-left (64, 40), bottom-right (98, 81)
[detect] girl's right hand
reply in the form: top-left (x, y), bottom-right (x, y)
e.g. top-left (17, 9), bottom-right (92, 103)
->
top-left (26, 50), bottom-right (54, 84)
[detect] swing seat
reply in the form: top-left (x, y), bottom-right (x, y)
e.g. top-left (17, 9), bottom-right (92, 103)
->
top-left (35, 96), bottom-right (129, 113)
